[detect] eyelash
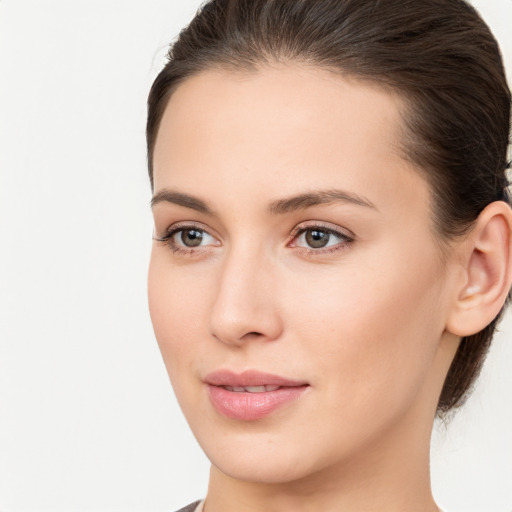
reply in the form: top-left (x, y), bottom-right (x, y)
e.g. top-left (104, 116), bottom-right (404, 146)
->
top-left (154, 222), bottom-right (355, 256)
top-left (289, 224), bottom-right (354, 255)
top-left (153, 222), bottom-right (216, 256)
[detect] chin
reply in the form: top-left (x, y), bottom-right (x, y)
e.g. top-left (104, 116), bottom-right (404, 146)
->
top-left (209, 450), bottom-right (316, 484)
top-left (193, 422), bottom-right (336, 485)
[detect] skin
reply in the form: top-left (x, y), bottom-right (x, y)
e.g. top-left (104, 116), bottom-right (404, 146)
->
top-left (148, 64), bottom-right (487, 512)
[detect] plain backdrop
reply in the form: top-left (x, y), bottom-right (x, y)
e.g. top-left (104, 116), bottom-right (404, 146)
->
top-left (1, 1), bottom-right (511, 511)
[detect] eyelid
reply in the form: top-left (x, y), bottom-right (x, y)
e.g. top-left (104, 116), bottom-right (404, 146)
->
top-left (155, 221), bottom-right (219, 240)
top-left (287, 221), bottom-right (355, 253)
top-left (153, 221), bottom-right (221, 253)
top-left (288, 221), bottom-right (355, 242)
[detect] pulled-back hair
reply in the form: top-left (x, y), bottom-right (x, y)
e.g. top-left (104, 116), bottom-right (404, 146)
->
top-left (146, 0), bottom-right (511, 414)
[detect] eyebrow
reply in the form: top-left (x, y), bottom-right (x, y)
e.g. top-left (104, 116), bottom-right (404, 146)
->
top-left (151, 190), bottom-right (214, 215)
top-left (150, 188), bottom-right (376, 215)
top-left (268, 189), bottom-right (377, 214)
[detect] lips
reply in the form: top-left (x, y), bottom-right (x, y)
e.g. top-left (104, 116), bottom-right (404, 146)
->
top-left (205, 370), bottom-right (309, 421)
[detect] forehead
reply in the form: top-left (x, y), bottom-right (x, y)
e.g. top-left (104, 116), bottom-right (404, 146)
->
top-left (152, 63), bottom-right (428, 218)
top-left (155, 64), bottom-right (406, 164)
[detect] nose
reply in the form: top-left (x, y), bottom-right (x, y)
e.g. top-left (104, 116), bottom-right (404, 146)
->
top-left (209, 245), bottom-right (283, 347)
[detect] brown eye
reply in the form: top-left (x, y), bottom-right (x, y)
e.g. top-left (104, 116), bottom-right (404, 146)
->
top-left (155, 225), bottom-right (219, 253)
top-left (179, 229), bottom-right (204, 247)
top-left (292, 225), bottom-right (353, 252)
top-left (305, 229), bottom-right (330, 248)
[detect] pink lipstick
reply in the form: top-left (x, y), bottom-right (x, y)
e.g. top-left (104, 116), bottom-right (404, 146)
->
top-left (205, 370), bottom-right (309, 421)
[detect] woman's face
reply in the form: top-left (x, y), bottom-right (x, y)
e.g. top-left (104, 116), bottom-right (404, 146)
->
top-left (149, 65), bottom-right (459, 484)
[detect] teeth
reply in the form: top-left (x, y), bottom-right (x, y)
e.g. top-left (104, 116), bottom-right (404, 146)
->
top-left (223, 385), bottom-right (281, 393)
top-left (245, 386), bottom-right (267, 393)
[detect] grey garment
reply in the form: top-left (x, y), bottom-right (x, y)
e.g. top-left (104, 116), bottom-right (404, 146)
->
top-left (174, 500), bottom-right (202, 512)
top-left (170, 499), bottom-right (447, 512)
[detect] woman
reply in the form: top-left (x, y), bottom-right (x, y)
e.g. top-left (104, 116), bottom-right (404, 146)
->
top-left (146, 1), bottom-right (512, 511)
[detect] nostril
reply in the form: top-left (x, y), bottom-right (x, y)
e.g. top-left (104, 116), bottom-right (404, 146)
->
top-left (240, 331), bottom-right (266, 341)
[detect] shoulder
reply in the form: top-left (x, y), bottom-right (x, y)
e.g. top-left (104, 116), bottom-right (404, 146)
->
top-left (173, 500), bottom-right (203, 512)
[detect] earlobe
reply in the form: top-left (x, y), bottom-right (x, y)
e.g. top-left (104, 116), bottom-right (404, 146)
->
top-left (446, 201), bottom-right (512, 337)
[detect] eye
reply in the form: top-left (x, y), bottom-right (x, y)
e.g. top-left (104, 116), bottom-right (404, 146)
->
top-left (154, 224), bottom-right (220, 253)
top-left (291, 225), bottom-right (354, 252)
top-left (173, 228), bottom-right (214, 248)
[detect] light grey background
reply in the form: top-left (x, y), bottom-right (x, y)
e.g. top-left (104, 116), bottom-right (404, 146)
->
top-left (0, 1), bottom-right (511, 511)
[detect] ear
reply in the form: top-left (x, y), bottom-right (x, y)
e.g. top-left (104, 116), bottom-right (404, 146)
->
top-left (446, 201), bottom-right (512, 337)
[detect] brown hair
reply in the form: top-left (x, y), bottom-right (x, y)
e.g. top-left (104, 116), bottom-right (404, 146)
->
top-left (146, 0), bottom-right (511, 414)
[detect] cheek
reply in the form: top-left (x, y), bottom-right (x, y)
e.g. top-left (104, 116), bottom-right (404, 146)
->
top-left (284, 245), bottom-right (446, 410)
top-left (147, 252), bottom-right (216, 423)
top-left (147, 250), bottom-right (207, 372)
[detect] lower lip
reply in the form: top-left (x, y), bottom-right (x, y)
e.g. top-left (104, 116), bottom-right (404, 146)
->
top-left (207, 385), bottom-right (308, 421)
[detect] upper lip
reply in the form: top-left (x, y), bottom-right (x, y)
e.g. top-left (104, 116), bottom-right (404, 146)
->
top-left (204, 369), bottom-right (308, 387)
